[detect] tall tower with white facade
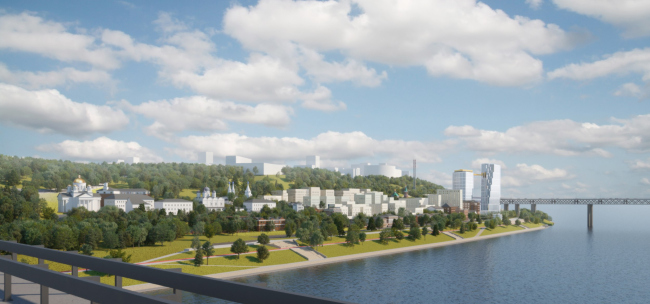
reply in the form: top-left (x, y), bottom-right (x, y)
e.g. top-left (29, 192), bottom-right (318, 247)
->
top-left (306, 155), bottom-right (320, 168)
top-left (452, 169), bottom-right (473, 201)
top-left (199, 152), bottom-right (213, 165)
top-left (480, 164), bottom-right (501, 213)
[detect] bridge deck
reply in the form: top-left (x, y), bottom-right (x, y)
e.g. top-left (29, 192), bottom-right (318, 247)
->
top-left (500, 199), bottom-right (650, 205)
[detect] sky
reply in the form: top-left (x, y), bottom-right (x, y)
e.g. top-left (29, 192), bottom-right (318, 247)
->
top-left (0, 0), bottom-right (649, 198)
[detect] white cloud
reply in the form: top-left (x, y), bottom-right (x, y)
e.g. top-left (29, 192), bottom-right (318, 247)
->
top-left (445, 114), bottom-right (650, 156)
top-left (0, 12), bottom-right (120, 69)
top-left (526, 0), bottom-right (543, 9)
top-left (0, 63), bottom-right (113, 89)
top-left (502, 163), bottom-right (573, 187)
top-left (167, 131), bottom-right (448, 163)
top-left (553, 0), bottom-right (650, 38)
top-left (299, 85), bottom-right (347, 112)
top-left (120, 96), bottom-right (294, 138)
top-left (630, 159), bottom-right (650, 170)
top-left (0, 83), bottom-right (128, 135)
top-left (37, 136), bottom-right (162, 163)
top-left (224, 0), bottom-right (578, 86)
top-left (421, 170), bottom-right (452, 188)
top-left (641, 178), bottom-right (650, 186)
top-left (297, 46), bottom-right (387, 86)
top-left (471, 158), bottom-right (507, 169)
top-left (615, 82), bottom-right (649, 100)
top-left (548, 48), bottom-right (650, 81)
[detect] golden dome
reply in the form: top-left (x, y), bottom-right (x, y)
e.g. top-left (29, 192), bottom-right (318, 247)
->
top-left (73, 175), bottom-right (86, 184)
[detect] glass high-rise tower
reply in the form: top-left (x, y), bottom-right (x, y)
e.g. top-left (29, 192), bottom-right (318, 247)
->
top-left (480, 164), bottom-right (501, 213)
top-left (452, 169), bottom-right (473, 201)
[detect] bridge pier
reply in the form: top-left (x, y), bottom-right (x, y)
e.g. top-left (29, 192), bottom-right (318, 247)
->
top-left (504, 204), bottom-right (509, 211)
top-left (531, 204), bottom-right (536, 213)
top-left (515, 204), bottom-right (520, 217)
top-left (587, 204), bottom-right (593, 228)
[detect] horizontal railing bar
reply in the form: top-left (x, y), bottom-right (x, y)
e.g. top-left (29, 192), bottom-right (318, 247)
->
top-left (0, 257), bottom-right (175, 304)
top-left (0, 241), bottom-right (351, 304)
top-left (500, 198), bottom-right (650, 205)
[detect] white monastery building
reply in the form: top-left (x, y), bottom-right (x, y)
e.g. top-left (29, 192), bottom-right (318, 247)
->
top-left (244, 199), bottom-right (276, 212)
top-left (196, 186), bottom-right (228, 211)
top-left (155, 199), bottom-right (193, 214)
top-left (104, 194), bottom-right (155, 212)
top-left (57, 176), bottom-right (102, 212)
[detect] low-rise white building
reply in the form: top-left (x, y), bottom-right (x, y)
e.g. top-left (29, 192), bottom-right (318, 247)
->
top-left (97, 183), bottom-right (150, 196)
top-left (439, 189), bottom-right (463, 210)
top-left (104, 194), bottom-right (154, 212)
top-left (289, 202), bottom-right (304, 212)
top-left (154, 199), bottom-right (193, 214)
top-left (244, 199), bottom-right (277, 212)
top-left (58, 176), bottom-right (102, 212)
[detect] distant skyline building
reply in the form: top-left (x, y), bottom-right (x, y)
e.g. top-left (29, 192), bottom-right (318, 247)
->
top-left (126, 157), bottom-right (140, 164)
top-left (480, 164), bottom-right (501, 213)
top-left (199, 152), bottom-right (213, 165)
top-left (226, 155), bottom-right (284, 176)
top-left (453, 169), bottom-right (474, 201)
top-left (295, 155), bottom-right (321, 169)
top-left (340, 162), bottom-right (405, 178)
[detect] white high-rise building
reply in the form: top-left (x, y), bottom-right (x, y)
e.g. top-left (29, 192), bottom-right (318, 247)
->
top-left (452, 169), bottom-right (474, 201)
top-left (480, 164), bottom-right (501, 213)
top-left (126, 157), bottom-right (140, 164)
top-left (199, 152), bottom-right (213, 165)
top-left (306, 155), bottom-right (320, 168)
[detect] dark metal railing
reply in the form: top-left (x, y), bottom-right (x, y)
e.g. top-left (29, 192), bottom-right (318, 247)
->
top-left (500, 198), bottom-right (650, 205)
top-left (0, 240), bottom-right (351, 304)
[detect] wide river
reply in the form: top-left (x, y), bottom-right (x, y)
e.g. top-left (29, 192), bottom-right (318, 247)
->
top-left (158, 205), bottom-right (650, 303)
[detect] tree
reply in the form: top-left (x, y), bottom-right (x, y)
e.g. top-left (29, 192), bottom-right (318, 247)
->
top-left (230, 238), bottom-right (248, 259)
top-left (345, 228), bottom-right (359, 246)
top-left (460, 223), bottom-right (466, 234)
top-left (422, 227), bottom-right (428, 239)
top-left (193, 248), bottom-right (204, 267)
top-left (477, 216), bottom-right (483, 224)
top-left (108, 249), bottom-right (132, 263)
top-left (253, 166), bottom-right (259, 175)
top-left (394, 230), bottom-right (404, 242)
top-left (41, 206), bottom-right (57, 220)
top-left (202, 241), bottom-right (215, 265)
top-left (309, 231), bottom-right (324, 249)
top-left (80, 244), bottom-right (94, 256)
top-left (432, 223), bottom-right (440, 236)
top-left (392, 218), bottom-right (405, 230)
top-left (319, 201), bottom-right (326, 209)
top-left (4, 169), bottom-right (21, 186)
top-left (359, 232), bottom-right (367, 245)
top-left (326, 223), bottom-right (337, 240)
top-left (515, 219), bottom-right (522, 226)
top-left (408, 226), bottom-right (422, 240)
top-left (285, 222), bottom-right (295, 237)
top-left (257, 233), bottom-right (270, 245)
top-left (191, 236), bottom-right (201, 250)
top-left (257, 245), bottom-right (270, 263)
top-left (193, 222), bottom-right (205, 236)
top-left (204, 222), bottom-right (215, 239)
top-left (263, 220), bottom-right (275, 232)
top-left (502, 215), bottom-right (510, 226)
top-left (212, 222), bottom-right (222, 235)
top-left (375, 217), bottom-right (384, 229)
top-left (296, 228), bottom-right (311, 244)
top-left (379, 228), bottom-right (392, 244)
top-left (367, 217), bottom-right (376, 231)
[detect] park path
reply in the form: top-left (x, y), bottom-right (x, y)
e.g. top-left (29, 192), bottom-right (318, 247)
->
top-left (442, 231), bottom-right (463, 240)
top-left (519, 225), bottom-right (529, 229)
top-left (475, 228), bottom-right (485, 237)
top-left (290, 247), bottom-right (326, 261)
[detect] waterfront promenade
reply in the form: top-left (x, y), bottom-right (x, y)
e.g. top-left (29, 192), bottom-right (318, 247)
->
top-left (127, 225), bottom-right (547, 292)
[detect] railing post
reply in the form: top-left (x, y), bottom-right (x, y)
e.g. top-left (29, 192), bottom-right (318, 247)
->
top-left (66, 251), bottom-right (79, 276)
top-left (33, 245), bottom-right (46, 265)
top-left (1, 255), bottom-right (12, 301)
top-left (158, 268), bottom-right (183, 303)
top-left (34, 264), bottom-right (49, 304)
top-left (109, 258), bottom-right (122, 288)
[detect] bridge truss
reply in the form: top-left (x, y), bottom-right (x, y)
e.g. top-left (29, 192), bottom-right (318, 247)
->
top-left (500, 198), bottom-right (650, 205)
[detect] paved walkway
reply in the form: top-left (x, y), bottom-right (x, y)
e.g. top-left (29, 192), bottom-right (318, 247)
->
top-left (442, 231), bottom-right (463, 240)
top-left (290, 247), bottom-right (326, 261)
top-left (475, 228), bottom-right (485, 237)
top-left (0, 273), bottom-right (88, 304)
top-left (273, 240), bottom-right (298, 249)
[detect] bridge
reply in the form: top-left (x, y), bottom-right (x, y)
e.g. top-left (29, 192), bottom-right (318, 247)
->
top-left (500, 198), bottom-right (650, 228)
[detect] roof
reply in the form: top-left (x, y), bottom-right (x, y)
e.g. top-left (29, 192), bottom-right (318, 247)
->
top-left (156, 199), bottom-right (192, 203)
top-left (106, 188), bottom-right (150, 192)
top-left (245, 199), bottom-right (275, 203)
top-left (454, 169), bottom-right (473, 172)
top-left (442, 203), bottom-right (450, 207)
top-left (73, 175), bottom-right (85, 184)
top-left (105, 194), bottom-right (154, 202)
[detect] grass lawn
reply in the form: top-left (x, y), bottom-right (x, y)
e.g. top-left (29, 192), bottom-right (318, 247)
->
top-left (453, 228), bottom-right (482, 238)
top-left (39, 192), bottom-right (59, 212)
top-left (480, 225), bottom-right (524, 236)
top-left (179, 188), bottom-right (199, 198)
top-left (544, 219), bottom-right (554, 226)
top-left (253, 175), bottom-right (293, 190)
top-left (315, 233), bottom-right (454, 258)
top-left (522, 222), bottom-right (544, 228)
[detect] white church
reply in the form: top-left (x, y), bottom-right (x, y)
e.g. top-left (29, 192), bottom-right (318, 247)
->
top-left (195, 181), bottom-right (253, 211)
top-left (57, 175), bottom-right (102, 212)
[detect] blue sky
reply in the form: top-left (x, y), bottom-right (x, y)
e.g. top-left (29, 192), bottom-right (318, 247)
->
top-left (1, 0), bottom-right (649, 198)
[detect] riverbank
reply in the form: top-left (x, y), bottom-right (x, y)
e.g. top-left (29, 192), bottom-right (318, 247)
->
top-left (126, 225), bottom-right (548, 292)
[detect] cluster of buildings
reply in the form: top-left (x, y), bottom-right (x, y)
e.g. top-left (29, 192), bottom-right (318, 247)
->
top-left (58, 162), bottom-right (502, 220)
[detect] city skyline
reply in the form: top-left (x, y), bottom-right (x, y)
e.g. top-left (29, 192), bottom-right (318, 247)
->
top-left (0, 0), bottom-right (649, 198)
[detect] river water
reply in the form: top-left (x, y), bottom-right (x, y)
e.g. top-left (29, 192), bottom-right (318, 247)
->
top-left (156, 205), bottom-right (650, 303)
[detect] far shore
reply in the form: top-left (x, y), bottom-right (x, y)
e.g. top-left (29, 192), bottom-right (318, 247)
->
top-left (126, 225), bottom-right (548, 293)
